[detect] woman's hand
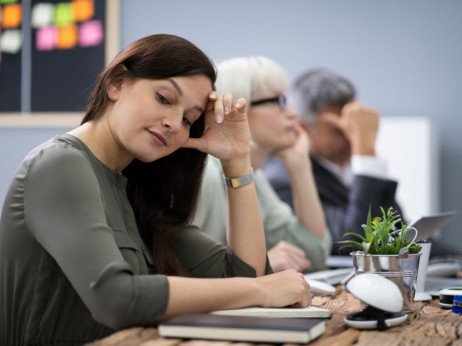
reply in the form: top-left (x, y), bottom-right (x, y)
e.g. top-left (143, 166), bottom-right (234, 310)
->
top-left (184, 92), bottom-right (251, 167)
top-left (270, 122), bottom-right (327, 239)
top-left (268, 241), bottom-right (311, 273)
top-left (271, 123), bottom-right (310, 168)
top-left (256, 270), bottom-right (312, 308)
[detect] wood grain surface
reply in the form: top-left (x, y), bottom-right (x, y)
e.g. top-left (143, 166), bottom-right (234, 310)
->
top-left (86, 285), bottom-right (462, 346)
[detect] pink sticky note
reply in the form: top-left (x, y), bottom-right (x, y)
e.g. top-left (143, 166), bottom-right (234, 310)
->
top-left (36, 26), bottom-right (57, 50)
top-left (79, 19), bottom-right (103, 47)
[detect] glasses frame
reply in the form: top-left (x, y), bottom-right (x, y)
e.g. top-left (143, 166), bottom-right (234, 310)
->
top-left (250, 94), bottom-right (287, 111)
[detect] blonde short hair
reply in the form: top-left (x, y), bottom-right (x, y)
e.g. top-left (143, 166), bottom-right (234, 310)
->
top-left (215, 56), bottom-right (290, 106)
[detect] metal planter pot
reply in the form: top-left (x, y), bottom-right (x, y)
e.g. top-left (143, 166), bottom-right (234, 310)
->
top-left (351, 251), bottom-right (420, 312)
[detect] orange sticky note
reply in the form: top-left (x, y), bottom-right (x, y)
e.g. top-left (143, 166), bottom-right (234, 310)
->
top-left (56, 24), bottom-right (78, 49)
top-left (72, 0), bottom-right (94, 22)
top-left (2, 4), bottom-right (22, 29)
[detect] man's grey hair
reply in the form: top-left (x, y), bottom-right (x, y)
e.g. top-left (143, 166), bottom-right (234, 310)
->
top-left (289, 68), bottom-right (356, 126)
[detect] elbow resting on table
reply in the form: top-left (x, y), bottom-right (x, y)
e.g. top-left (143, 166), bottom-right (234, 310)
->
top-left (85, 264), bottom-right (165, 330)
top-left (89, 286), bottom-right (139, 330)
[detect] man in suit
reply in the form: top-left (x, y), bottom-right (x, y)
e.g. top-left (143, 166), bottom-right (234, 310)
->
top-left (263, 68), bottom-right (402, 255)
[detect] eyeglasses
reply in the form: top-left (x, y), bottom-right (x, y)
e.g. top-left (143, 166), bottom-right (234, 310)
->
top-left (251, 94), bottom-right (287, 111)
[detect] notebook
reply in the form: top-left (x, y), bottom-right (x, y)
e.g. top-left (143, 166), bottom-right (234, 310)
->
top-left (211, 305), bottom-right (331, 318)
top-left (158, 313), bottom-right (327, 344)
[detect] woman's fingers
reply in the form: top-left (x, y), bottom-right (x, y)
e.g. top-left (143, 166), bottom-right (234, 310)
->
top-left (222, 92), bottom-right (234, 117)
top-left (257, 270), bottom-right (311, 308)
top-left (268, 241), bottom-right (311, 272)
top-left (183, 93), bottom-right (250, 161)
top-left (205, 91), bottom-right (247, 124)
top-left (234, 97), bottom-right (246, 111)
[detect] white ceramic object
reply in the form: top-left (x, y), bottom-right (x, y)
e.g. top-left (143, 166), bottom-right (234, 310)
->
top-left (346, 273), bottom-right (403, 313)
top-left (305, 279), bottom-right (336, 296)
top-left (414, 241), bottom-right (432, 301)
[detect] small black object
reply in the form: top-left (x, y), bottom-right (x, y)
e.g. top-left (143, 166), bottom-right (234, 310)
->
top-left (346, 306), bottom-right (395, 331)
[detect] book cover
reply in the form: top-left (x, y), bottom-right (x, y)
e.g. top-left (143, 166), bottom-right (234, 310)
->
top-left (158, 313), bottom-right (327, 344)
top-left (211, 305), bottom-right (330, 318)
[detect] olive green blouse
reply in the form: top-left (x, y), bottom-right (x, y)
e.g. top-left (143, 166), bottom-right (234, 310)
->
top-left (0, 135), bottom-right (266, 346)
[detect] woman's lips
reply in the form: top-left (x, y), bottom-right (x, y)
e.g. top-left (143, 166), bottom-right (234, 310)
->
top-left (148, 130), bottom-right (167, 146)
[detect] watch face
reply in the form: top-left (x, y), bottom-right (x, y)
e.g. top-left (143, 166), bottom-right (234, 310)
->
top-left (231, 178), bottom-right (240, 188)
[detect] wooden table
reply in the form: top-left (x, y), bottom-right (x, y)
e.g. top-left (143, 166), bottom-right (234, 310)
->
top-left (86, 286), bottom-right (462, 346)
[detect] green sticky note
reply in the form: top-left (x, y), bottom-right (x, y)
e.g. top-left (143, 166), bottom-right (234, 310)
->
top-left (54, 2), bottom-right (74, 26)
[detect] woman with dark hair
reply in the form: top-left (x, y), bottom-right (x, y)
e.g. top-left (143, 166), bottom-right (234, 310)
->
top-left (0, 34), bottom-right (310, 345)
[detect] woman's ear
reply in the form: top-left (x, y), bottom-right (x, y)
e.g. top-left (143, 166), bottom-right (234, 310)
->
top-left (107, 64), bottom-right (129, 101)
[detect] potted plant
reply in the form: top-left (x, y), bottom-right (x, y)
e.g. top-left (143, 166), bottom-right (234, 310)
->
top-left (338, 206), bottom-right (421, 255)
top-left (338, 206), bottom-right (422, 312)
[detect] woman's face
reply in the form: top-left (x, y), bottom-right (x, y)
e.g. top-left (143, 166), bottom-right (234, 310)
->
top-left (248, 93), bottom-right (299, 150)
top-left (108, 74), bottom-right (211, 163)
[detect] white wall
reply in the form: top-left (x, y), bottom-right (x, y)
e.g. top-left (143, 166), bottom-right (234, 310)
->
top-left (1, 0), bottom-right (460, 250)
top-left (119, 0), bottom-right (462, 250)
top-left (377, 117), bottom-right (439, 223)
top-left (0, 127), bottom-right (74, 209)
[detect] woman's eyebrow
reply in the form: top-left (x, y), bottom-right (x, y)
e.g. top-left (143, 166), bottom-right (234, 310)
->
top-left (168, 78), bottom-right (205, 114)
top-left (167, 78), bottom-right (183, 96)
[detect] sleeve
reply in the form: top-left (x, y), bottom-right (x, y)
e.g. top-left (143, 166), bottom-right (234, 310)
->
top-left (261, 158), bottom-right (295, 209)
top-left (330, 175), bottom-right (403, 255)
top-left (191, 156), bottom-right (228, 245)
top-left (191, 156), bottom-right (272, 276)
top-left (255, 170), bottom-right (331, 272)
top-left (23, 145), bottom-right (170, 329)
top-left (351, 155), bottom-right (389, 180)
top-left (170, 226), bottom-right (272, 277)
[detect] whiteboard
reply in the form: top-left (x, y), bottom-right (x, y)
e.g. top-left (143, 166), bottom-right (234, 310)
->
top-left (376, 117), bottom-right (439, 223)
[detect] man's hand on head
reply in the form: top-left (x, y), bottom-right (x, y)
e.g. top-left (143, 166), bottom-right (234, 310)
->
top-left (322, 101), bottom-right (379, 156)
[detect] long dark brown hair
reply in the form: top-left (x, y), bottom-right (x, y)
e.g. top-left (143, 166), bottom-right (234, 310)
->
top-left (82, 34), bottom-right (216, 275)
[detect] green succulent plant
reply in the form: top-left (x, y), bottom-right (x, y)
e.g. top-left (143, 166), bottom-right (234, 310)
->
top-left (338, 205), bottom-right (422, 255)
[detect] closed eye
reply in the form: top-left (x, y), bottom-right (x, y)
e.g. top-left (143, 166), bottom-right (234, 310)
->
top-left (156, 92), bottom-right (170, 104)
top-left (183, 117), bottom-right (192, 127)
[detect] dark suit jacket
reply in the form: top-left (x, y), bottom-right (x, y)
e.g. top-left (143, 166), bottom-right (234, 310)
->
top-left (263, 156), bottom-right (403, 255)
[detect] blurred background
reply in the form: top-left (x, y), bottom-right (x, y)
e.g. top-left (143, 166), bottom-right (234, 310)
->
top-left (1, 0), bottom-right (461, 249)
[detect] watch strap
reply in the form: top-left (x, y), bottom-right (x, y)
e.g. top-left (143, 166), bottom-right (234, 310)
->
top-left (223, 169), bottom-right (255, 189)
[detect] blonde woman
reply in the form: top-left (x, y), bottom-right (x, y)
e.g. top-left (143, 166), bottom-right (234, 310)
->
top-left (193, 56), bottom-right (331, 273)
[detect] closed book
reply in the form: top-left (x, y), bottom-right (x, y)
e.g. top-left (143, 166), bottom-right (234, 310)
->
top-left (211, 305), bottom-right (330, 318)
top-left (158, 313), bottom-right (327, 344)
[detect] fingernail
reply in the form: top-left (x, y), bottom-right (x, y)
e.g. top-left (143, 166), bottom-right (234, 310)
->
top-left (235, 102), bottom-right (242, 109)
top-left (224, 106), bottom-right (230, 115)
top-left (216, 114), bottom-right (223, 123)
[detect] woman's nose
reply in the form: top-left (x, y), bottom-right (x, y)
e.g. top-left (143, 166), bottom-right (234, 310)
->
top-left (284, 105), bottom-right (298, 119)
top-left (162, 113), bottom-right (182, 132)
